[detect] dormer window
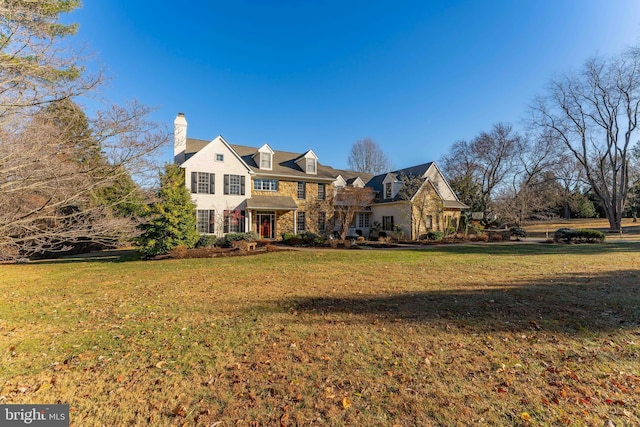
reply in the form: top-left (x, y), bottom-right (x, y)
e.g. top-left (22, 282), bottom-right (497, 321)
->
top-left (260, 152), bottom-right (272, 169)
top-left (385, 182), bottom-right (392, 199)
top-left (296, 150), bottom-right (318, 175)
top-left (254, 143), bottom-right (274, 171)
top-left (306, 158), bottom-right (316, 174)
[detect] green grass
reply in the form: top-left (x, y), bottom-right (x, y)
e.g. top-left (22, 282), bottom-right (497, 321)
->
top-left (1, 243), bottom-right (639, 426)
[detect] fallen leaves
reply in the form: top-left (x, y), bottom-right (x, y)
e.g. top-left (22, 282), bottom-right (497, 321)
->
top-left (342, 397), bottom-right (352, 409)
top-left (173, 404), bottom-right (187, 417)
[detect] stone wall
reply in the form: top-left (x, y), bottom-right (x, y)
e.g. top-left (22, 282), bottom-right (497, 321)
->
top-left (252, 178), bottom-right (334, 238)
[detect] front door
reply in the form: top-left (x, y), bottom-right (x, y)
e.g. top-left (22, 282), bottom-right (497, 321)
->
top-left (256, 212), bottom-right (275, 239)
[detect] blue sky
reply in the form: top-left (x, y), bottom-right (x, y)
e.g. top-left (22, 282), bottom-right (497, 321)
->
top-left (67, 1), bottom-right (640, 170)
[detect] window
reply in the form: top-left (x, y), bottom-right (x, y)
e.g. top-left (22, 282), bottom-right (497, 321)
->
top-left (196, 210), bottom-right (215, 233)
top-left (358, 213), bottom-right (370, 228)
top-left (317, 212), bottom-right (326, 232)
top-left (224, 174), bottom-right (245, 195)
top-left (297, 181), bottom-right (306, 199)
top-left (224, 210), bottom-right (245, 233)
top-left (215, 153), bottom-right (224, 162)
top-left (318, 183), bottom-right (326, 200)
top-left (306, 158), bottom-right (316, 174)
top-left (382, 215), bottom-right (394, 231)
top-left (253, 179), bottom-right (278, 191)
top-left (425, 215), bottom-right (433, 229)
top-left (297, 211), bottom-right (306, 232)
top-left (385, 182), bottom-right (392, 199)
top-left (260, 152), bottom-right (272, 169)
top-left (191, 172), bottom-right (215, 194)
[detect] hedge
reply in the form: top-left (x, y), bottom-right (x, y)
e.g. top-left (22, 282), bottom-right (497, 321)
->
top-left (553, 228), bottom-right (605, 243)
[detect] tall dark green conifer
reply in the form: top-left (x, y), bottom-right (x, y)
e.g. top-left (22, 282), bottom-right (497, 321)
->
top-left (136, 164), bottom-right (199, 256)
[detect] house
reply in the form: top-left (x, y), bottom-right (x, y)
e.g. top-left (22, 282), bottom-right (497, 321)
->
top-left (173, 113), bottom-right (467, 239)
top-left (365, 164), bottom-right (468, 239)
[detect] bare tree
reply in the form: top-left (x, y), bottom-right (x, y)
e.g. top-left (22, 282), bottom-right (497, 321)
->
top-left (441, 123), bottom-right (522, 213)
top-left (333, 186), bottom-right (375, 240)
top-left (347, 137), bottom-right (393, 175)
top-left (531, 48), bottom-right (640, 231)
top-left (0, 101), bottom-right (167, 258)
top-left (304, 190), bottom-right (335, 236)
top-left (0, 2), bottom-right (166, 259)
top-left (493, 131), bottom-right (563, 225)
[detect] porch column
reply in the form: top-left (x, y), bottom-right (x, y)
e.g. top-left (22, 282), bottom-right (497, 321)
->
top-left (293, 210), bottom-right (297, 235)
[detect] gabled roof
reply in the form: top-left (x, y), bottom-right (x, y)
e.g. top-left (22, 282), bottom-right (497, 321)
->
top-left (182, 136), bottom-right (253, 173)
top-left (185, 137), bottom-right (210, 162)
top-left (366, 162), bottom-right (434, 203)
top-left (329, 169), bottom-right (374, 186)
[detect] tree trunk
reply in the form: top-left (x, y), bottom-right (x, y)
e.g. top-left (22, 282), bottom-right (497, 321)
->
top-left (562, 201), bottom-right (571, 219)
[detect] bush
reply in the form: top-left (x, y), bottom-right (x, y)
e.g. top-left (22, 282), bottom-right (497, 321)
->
top-left (216, 232), bottom-right (260, 247)
top-left (392, 225), bottom-right (405, 240)
top-left (553, 228), bottom-right (605, 243)
top-left (491, 234), bottom-right (503, 242)
top-left (468, 222), bottom-right (484, 235)
top-left (300, 231), bottom-right (320, 242)
top-left (474, 233), bottom-right (489, 242)
top-left (195, 235), bottom-right (217, 248)
top-left (281, 233), bottom-right (295, 241)
top-left (425, 231), bottom-right (444, 241)
top-left (281, 232), bottom-right (324, 246)
top-left (509, 227), bottom-right (527, 239)
top-left (225, 232), bottom-right (258, 242)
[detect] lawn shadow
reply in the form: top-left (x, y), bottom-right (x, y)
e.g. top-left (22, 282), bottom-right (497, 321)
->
top-left (28, 249), bottom-right (142, 264)
top-left (288, 269), bottom-right (640, 333)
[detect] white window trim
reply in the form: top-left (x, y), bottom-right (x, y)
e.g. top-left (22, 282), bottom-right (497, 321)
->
top-left (306, 158), bottom-right (317, 174)
top-left (260, 152), bottom-right (272, 170)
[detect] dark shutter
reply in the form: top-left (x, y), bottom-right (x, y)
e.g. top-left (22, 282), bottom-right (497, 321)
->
top-left (240, 210), bottom-right (246, 232)
top-left (208, 210), bottom-right (215, 233)
top-left (210, 174), bottom-right (215, 194)
top-left (224, 175), bottom-right (230, 195)
top-left (191, 172), bottom-right (197, 193)
top-left (240, 176), bottom-right (245, 195)
top-left (223, 210), bottom-right (229, 233)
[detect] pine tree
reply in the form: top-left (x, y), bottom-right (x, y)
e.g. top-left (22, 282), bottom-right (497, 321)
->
top-left (136, 164), bottom-right (199, 256)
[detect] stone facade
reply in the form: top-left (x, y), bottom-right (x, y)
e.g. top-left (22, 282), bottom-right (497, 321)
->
top-left (251, 179), bottom-right (335, 237)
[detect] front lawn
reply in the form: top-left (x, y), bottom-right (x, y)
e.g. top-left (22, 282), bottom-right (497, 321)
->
top-left (1, 243), bottom-right (639, 425)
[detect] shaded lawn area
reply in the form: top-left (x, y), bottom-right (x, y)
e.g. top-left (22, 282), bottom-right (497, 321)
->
top-left (1, 243), bottom-right (639, 426)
